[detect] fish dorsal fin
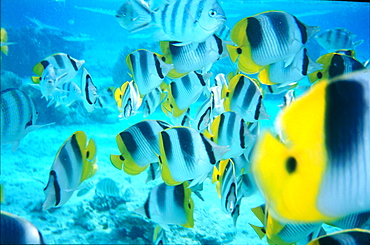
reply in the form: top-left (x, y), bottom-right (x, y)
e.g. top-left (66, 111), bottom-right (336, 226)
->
top-left (249, 223), bottom-right (266, 239)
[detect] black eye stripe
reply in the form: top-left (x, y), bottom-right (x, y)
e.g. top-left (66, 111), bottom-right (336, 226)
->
top-left (286, 156), bottom-right (297, 174)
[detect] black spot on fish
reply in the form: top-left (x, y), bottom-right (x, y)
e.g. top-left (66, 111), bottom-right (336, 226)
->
top-left (246, 17), bottom-right (263, 50)
top-left (325, 80), bottom-right (365, 170)
top-left (236, 48), bottom-right (242, 54)
top-left (161, 56), bottom-right (166, 62)
top-left (302, 49), bottom-right (309, 76)
top-left (286, 156), bottom-right (297, 174)
top-left (317, 72), bottom-right (323, 79)
top-left (86, 151), bottom-right (90, 159)
top-left (225, 92), bottom-right (229, 97)
top-left (119, 155), bottom-right (125, 161)
top-left (261, 228), bottom-right (266, 234)
top-left (254, 95), bottom-right (263, 120)
top-left (40, 60), bottom-right (50, 69)
top-left (188, 202), bottom-right (192, 209)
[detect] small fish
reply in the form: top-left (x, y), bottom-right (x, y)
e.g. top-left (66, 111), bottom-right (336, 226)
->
top-left (279, 89), bottom-right (296, 109)
top-left (136, 182), bottom-right (194, 228)
top-left (46, 81), bottom-right (82, 108)
top-left (126, 49), bottom-right (173, 96)
top-left (114, 81), bottom-right (142, 119)
top-left (1, 88), bottom-right (53, 151)
top-left (159, 126), bottom-right (229, 187)
top-left (252, 70), bottom-right (370, 222)
top-left (117, 0), bottom-right (226, 44)
top-left (78, 68), bottom-right (98, 113)
top-left (95, 87), bottom-right (117, 110)
top-left (160, 34), bottom-right (227, 74)
top-left (204, 111), bottom-right (257, 159)
top-left (161, 72), bottom-right (211, 118)
top-left (212, 159), bottom-right (238, 214)
top-left (43, 131), bottom-right (97, 210)
top-left (222, 74), bottom-right (269, 122)
top-left (258, 48), bottom-right (322, 86)
top-left (306, 229), bottom-right (370, 245)
top-left (31, 64), bottom-right (68, 99)
top-left (141, 87), bottom-right (165, 117)
top-left (227, 11), bottom-right (319, 74)
top-left (315, 28), bottom-right (364, 51)
top-left (0, 211), bottom-right (45, 244)
top-left (308, 52), bottom-right (366, 84)
top-left (32, 53), bottom-right (85, 87)
top-left (110, 120), bottom-right (171, 175)
top-left (95, 178), bottom-right (121, 197)
top-left (1, 28), bottom-right (16, 55)
top-left (192, 96), bottom-right (213, 132)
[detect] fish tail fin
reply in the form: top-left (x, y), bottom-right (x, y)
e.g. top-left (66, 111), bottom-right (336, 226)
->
top-left (1, 45), bottom-right (8, 55)
top-left (258, 67), bottom-right (276, 85)
top-left (249, 223), bottom-right (266, 239)
top-left (128, 0), bottom-right (153, 33)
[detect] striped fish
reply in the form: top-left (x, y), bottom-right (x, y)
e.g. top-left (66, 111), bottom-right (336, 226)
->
top-left (110, 120), bottom-right (171, 175)
top-left (159, 126), bottom-right (229, 187)
top-left (136, 182), bottom-right (194, 228)
top-left (315, 28), bottom-right (364, 51)
top-left (95, 178), bottom-right (121, 197)
top-left (46, 81), bottom-right (82, 108)
top-left (43, 131), bottom-right (97, 210)
top-left (160, 34), bottom-right (227, 74)
top-left (227, 11), bottom-right (319, 74)
top-left (223, 74), bottom-right (269, 122)
top-left (117, 0), bottom-right (226, 44)
top-left (192, 96), bottom-right (213, 132)
top-left (32, 53), bottom-right (85, 87)
top-left (204, 111), bottom-right (257, 159)
top-left (306, 229), bottom-right (370, 245)
top-left (126, 49), bottom-right (173, 96)
top-left (1, 88), bottom-right (53, 151)
top-left (79, 68), bottom-right (98, 113)
top-left (161, 71), bottom-right (210, 118)
top-left (308, 52), bottom-right (366, 84)
top-left (252, 70), bottom-right (370, 222)
top-left (141, 87), bottom-right (165, 117)
top-left (258, 48), bottom-right (322, 86)
top-left (212, 159), bottom-right (238, 214)
top-left (1, 211), bottom-right (45, 244)
top-left (114, 81), bottom-right (142, 119)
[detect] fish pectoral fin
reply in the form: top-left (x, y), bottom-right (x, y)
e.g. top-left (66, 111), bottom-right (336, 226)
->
top-left (283, 54), bottom-right (295, 68)
top-left (188, 173), bottom-right (208, 188)
top-left (249, 223), bottom-right (266, 239)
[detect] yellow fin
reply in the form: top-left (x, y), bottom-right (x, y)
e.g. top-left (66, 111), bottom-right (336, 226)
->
top-left (159, 41), bottom-right (173, 64)
top-left (32, 62), bottom-right (46, 76)
top-left (211, 166), bottom-right (220, 184)
top-left (0, 184), bottom-right (4, 203)
top-left (258, 67), bottom-right (277, 85)
top-left (31, 76), bottom-right (41, 84)
top-left (166, 68), bottom-right (188, 79)
top-left (249, 223), bottom-right (266, 239)
top-left (251, 205), bottom-right (267, 225)
top-left (182, 181), bottom-right (195, 228)
top-left (226, 44), bottom-right (240, 63)
top-left (1, 46), bottom-right (8, 55)
top-left (77, 132), bottom-right (97, 183)
top-left (110, 154), bottom-right (124, 170)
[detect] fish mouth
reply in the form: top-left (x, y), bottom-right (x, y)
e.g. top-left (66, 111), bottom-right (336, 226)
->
top-left (199, 16), bottom-right (226, 32)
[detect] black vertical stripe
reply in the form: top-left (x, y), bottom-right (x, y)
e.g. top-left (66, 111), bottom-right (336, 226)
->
top-left (197, 107), bottom-right (211, 131)
top-left (154, 54), bottom-right (165, 79)
top-left (239, 119), bottom-right (246, 149)
top-left (200, 134), bottom-right (216, 164)
top-left (54, 54), bottom-right (66, 69)
top-left (174, 184), bottom-right (185, 209)
top-left (85, 75), bottom-right (94, 105)
top-left (293, 16), bottom-right (307, 44)
top-left (171, 82), bottom-right (179, 99)
top-left (157, 120), bottom-right (171, 130)
top-left (175, 128), bottom-right (195, 169)
top-left (232, 76), bottom-right (244, 101)
top-left (242, 80), bottom-right (257, 109)
top-left (325, 80), bottom-right (365, 169)
top-left (214, 34), bottom-right (223, 55)
top-left (254, 95), bottom-right (263, 120)
top-left (161, 131), bottom-right (173, 162)
top-left (67, 55), bottom-right (79, 71)
top-left (302, 49), bottom-right (309, 76)
top-left (195, 72), bottom-right (206, 86)
top-left (50, 170), bottom-right (61, 206)
top-left (40, 60), bottom-right (50, 69)
top-left (329, 54), bottom-right (345, 78)
top-left (246, 17), bottom-right (263, 49)
top-left (156, 183), bottom-right (167, 211)
top-left (144, 197), bottom-right (151, 219)
top-left (120, 131), bottom-right (138, 155)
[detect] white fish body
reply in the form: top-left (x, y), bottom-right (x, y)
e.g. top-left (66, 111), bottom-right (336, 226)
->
top-left (315, 28), bottom-right (364, 51)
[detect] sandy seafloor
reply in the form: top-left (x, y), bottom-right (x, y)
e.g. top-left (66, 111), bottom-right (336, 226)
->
top-left (1, 0), bottom-right (370, 244)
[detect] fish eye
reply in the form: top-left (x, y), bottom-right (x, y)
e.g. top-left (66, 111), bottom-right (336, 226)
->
top-left (261, 228), bottom-right (266, 234)
top-left (161, 56), bottom-right (166, 62)
top-left (286, 156), bottom-right (297, 174)
top-left (47, 80), bottom-right (53, 84)
top-left (209, 9), bottom-right (217, 17)
top-left (86, 151), bottom-right (90, 159)
top-left (119, 155), bottom-right (125, 161)
top-left (188, 202), bottom-right (192, 209)
top-left (236, 48), bottom-right (242, 54)
top-left (115, 14), bottom-right (121, 18)
top-left (317, 72), bottom-right (323, 79)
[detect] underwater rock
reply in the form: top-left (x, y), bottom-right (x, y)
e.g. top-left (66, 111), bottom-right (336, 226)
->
top-left (2, 27), bottom-right (85, 77)
top-left (89, 193), bottom-right (126, 212)
top-left (0, 70), bottom-right (22, 90)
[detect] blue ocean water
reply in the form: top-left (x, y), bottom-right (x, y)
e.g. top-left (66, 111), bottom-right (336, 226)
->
top-left (1, 0), bottom-right (370, 244)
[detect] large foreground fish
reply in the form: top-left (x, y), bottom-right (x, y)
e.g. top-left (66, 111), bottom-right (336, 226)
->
top-left (43, 131), bottom-right (97, 210)
top-left (252, 70), bottom-right (370, 223)
top-left (1, 88), bottom-right (53, 151)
